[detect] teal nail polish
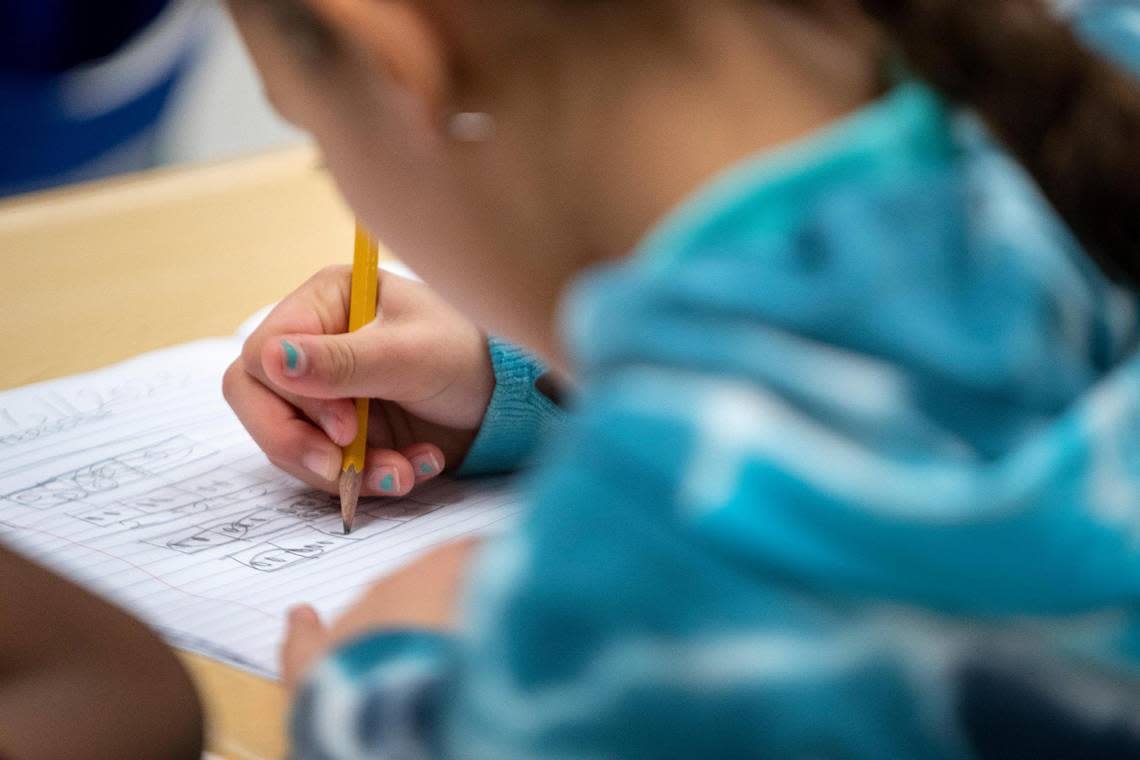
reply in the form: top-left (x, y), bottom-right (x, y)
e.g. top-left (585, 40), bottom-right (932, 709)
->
top-left (413, 455), bottom-right (440, 478)
top-left (282, 340), bottom-right (301, 373)
top-left (380, 473), bottom-right (395, 492)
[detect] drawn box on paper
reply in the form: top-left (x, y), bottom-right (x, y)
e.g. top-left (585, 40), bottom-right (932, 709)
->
top-left (5, 436), bottom-right (219, 510)
top-left (7, 458), bottom-right (147, 509)
top-left (149, 508), bottom-right (305, 554)
top-left (120, 486), bottom-right (210, 514)
top-left (151, 525), bottom-right (245, 555)
top-left (229, 527), bottom-right (359, 573)
top-left (202, 508), bottom-right (304, 541)
top-left (70, 504), bottom-right (151, 528)
top-left (70, 497), bottom-right (213, 529)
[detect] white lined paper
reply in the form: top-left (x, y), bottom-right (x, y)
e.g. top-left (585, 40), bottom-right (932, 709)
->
top-left (0, 339), bottom-right (520, 679)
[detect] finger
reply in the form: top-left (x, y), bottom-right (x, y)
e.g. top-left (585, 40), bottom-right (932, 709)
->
top-left (281, 605), bottom-right (329, 691)
top-left (253, 361), bottom-right (409, 451)
top-left (261, 323), bottom-right (419, 402)
top-left (400, 442), bottom-right (447, 483)
top-left (249, 266), bottom-right (352, 348)
top-left (236, 267), bottom-right (357, 444)
top-left (358, 448), bottom-right (417, 499)
top-left (222, 362), bottom-right (343, 485)
top-left (266, 456), bottom-right (338, 496)
top-left (242, 264), bottom-right (363, 396)
top-left (248, 381), bottom-right (358, 449)
top-left (239, 339), bottom-right (359, 448)
top-left (274, 445), bottom-right (440, 498)
top-left (271, 447), bottom-right (423, 499)
top-left (299, 396), bottom-right (359, 449)
top-left (248, 265), bottom-right (422, 347)
top-left (241, 268), bottom-right (422, 381)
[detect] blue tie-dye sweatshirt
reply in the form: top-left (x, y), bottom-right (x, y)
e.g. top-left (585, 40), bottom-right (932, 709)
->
top-left (292, 4), bottom-right (1140, 757)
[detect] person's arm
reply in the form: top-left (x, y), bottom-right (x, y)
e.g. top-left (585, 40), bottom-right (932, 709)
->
top-left (286, 349), bottom-right (1140, 760)
top-left (0, 547), bottom-right (203, 760)
top-left (284, 395), bottom-right (959, 759)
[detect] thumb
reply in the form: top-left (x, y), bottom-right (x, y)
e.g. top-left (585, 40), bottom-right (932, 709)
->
top-left (281, 605), bottom-right (329, 691)
top-left (263, 323), bottom-right (412, 401)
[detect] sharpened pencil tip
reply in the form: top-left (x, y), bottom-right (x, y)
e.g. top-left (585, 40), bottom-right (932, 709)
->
top-left (339, 467), bottom-right (362, 536)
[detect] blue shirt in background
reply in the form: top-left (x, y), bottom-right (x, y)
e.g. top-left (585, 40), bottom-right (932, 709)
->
top-left (0, 0), bottom-right (198, 196)
top-left (0, 1), bottom-right (169, 73)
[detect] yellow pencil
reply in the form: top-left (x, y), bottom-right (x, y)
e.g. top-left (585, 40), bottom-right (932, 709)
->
top-left (339, 223), bottom-right (380, 534)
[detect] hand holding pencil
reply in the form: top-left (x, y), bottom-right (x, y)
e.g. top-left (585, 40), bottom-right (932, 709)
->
top-left (224, 240), bottom-right (498, 518)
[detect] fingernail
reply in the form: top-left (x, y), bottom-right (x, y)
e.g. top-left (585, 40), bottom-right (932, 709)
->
top-left (302, 450), bottom-right (339, 482)
top-left (318, 411), bottom-right (346, 445)
top-left (371, 466), bottom-right (400, 494)
top-left (282, 339), bottom-right (307, 378)
top-left (411, 453), bottom-right (442, 478)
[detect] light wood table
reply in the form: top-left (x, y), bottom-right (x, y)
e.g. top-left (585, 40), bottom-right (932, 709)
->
top-left (0, 145), bottom-right (357, 759)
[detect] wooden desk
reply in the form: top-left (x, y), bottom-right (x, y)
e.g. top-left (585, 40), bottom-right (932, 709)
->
top-left (0, 145), bottom-right (356, 759)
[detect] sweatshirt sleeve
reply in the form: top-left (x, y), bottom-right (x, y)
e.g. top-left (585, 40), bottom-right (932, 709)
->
top-left (457, 337), bottom-right (564, 477)
top-left (290, 632), bottom-right (457, 760)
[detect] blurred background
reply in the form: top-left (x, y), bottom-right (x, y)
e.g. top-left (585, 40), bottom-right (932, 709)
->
top-left (0, 0), bottom-right (303, 198)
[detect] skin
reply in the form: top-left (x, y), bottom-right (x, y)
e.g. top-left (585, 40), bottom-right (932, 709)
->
top-left (282, 538), bottom-right (479, 689)
top-left (225, 0), bottom-right (881, 685)
top-left (0, 549), bottom-right (203, 760)
top-left (224, 268), bottom-right (490, 497)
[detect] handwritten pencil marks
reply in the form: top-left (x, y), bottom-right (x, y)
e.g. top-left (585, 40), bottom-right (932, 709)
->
top-left (0, 339), bottom-right (521, 678)
top-left (4, 436), bottom-right (217, 510)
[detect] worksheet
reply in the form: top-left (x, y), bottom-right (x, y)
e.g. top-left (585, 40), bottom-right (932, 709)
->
top-left (0, 338), bottom-right (521, 679)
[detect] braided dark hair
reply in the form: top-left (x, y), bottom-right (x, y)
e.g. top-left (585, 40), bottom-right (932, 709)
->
top-left (857, 0), bottom-right (1140, 285)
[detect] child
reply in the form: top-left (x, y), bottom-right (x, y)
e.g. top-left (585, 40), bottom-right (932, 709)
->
top-left (0, 548), bottom-right (203, 759)
top-left (223, 0), bottom-right (1140, 756)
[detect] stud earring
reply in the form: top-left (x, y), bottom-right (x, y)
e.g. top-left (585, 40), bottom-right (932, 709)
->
top-left (447, 111), bottom-right (496, 142)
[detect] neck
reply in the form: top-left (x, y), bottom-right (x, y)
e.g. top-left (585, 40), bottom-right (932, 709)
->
top-left (564, 5), bottom-right (881, 263)
top-left (466, 5), bottom-right (881, 372)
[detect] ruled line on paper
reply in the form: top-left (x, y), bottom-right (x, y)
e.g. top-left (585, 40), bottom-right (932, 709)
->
top-left (0, 339), bottom-right (522, 678)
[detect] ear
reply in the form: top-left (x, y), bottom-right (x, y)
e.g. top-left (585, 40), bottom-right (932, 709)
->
top-left (303, 0), bottom-right (451, 118)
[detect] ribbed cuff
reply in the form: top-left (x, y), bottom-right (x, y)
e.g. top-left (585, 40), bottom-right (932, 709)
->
top-left (459, 337), bottom-right (564, 476)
